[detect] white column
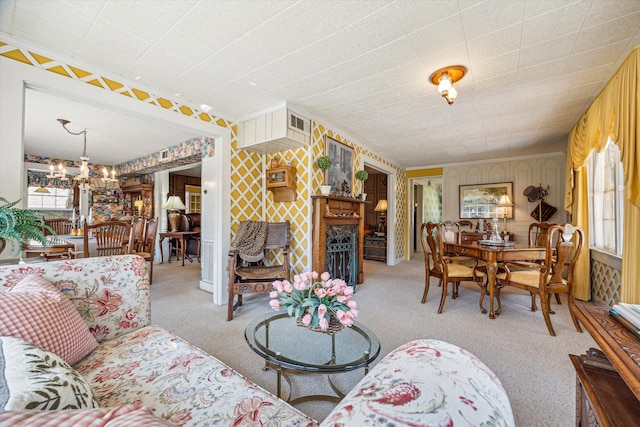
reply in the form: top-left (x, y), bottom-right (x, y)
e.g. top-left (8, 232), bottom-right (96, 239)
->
top-left (155, 171), bottom-right (170, 262)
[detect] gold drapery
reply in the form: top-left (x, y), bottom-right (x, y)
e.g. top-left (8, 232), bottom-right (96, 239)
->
top-left (565, 46), bottom-right (640, 304)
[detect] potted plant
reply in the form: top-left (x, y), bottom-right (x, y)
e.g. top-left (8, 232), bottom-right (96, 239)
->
top-left (355, 170), bottom-right (368, 200)
top-left (0, 197), bottom-right (51, 256)
top-left (316, 156), bottom-right (333, 196)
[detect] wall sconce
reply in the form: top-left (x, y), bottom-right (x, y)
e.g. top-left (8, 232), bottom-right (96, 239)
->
top-left (429, 65), bottom-right (467, 105)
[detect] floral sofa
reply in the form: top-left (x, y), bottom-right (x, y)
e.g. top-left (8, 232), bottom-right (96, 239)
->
top-left (0, 255), bottom-right (515, 426)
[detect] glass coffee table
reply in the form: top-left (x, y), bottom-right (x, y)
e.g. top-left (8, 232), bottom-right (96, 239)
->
top-left (245, 312), bottom-right (380, 404)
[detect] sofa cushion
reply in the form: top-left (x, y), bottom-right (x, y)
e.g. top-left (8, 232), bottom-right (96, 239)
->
top-left (75, 325), bottom-right (317, 426)
top-left (0, 336), bottom-right (98, 410)
top-left (0, 404), bottom-right (172, 426)
top-left (0, 255), bottom-right (151, 344)
top-left (320, 339), bottom-right (515, 427)
top-left (0, 274), bottom-right (98, 365)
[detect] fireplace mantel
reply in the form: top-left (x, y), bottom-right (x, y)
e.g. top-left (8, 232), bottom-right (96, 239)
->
top-left (311, 196), bottom-right (366, 284)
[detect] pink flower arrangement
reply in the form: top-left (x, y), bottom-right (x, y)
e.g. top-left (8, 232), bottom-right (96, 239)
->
top-left (270, 271), bottom-right (357, 330)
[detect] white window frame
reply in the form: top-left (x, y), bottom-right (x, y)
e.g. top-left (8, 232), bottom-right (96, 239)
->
top-left (588, 138), bottom-right (624, 256)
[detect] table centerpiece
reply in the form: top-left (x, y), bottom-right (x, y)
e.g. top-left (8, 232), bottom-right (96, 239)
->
top-left (269, 271), bottom-right (357, 334)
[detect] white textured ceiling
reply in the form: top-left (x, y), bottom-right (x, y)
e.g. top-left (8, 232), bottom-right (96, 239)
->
top-left (2, 0), bottom-right (639, 168)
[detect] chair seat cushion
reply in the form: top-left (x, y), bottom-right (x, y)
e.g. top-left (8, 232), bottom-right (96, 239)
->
top-left (497, 270), bottom-right (567, 288)
top-left (236, 265), bottom-right (285, 280)
top-left (444, 263), bottom-right (485, 278)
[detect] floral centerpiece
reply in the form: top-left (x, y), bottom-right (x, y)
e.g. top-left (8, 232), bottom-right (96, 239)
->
top-left (270, 271), bottom-right (357, 333)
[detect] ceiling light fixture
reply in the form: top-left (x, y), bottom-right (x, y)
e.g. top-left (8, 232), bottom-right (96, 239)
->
top-left (429, 65), bottom-right (467, 105)
top-left (48, 162), bottom-right (68, 181)
top-left (57, 118), bottom-right (118, 190)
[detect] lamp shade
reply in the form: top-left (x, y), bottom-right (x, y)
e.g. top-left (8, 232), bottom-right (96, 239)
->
top-left (163, 195), bottom-right (185, 211)
top-left (134, 200), bottom-right (144, 208)
top-left (374, 199), bottom-right (388, 212)
top-left (497, 195), bottom-right (513, 207)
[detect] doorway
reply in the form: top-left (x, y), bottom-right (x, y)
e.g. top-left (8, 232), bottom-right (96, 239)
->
top-left (409, 176), bottom-right (443, 258)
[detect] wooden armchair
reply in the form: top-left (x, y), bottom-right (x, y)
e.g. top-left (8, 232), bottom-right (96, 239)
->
top-left (227, 221), bottom-right (291, 321)
top-left (420, 222), bottom-right (486, 314)
top-left (496, 223), bottom-right (584, 336)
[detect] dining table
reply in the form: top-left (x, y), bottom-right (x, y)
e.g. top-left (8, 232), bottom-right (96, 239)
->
top-left (57, 234), bottom-right (98, 258)
top-left (21, 235), bottom-right (74, 259)
top-left (443, 240), bottom-right (547, 319)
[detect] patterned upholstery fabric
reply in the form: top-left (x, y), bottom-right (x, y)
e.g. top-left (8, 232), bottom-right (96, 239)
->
top-left (445, 262), bottom-right (485, 278)
top-left (0, 336), bottom-right (99, 410)
top-left (497, 270), bottom-right (568, 288)
top-left (75, 325), bottom-right (316, 427)
top-left (320, 339), bottom-right (515, 427)
top-left (0, 255), bottom-right (151, 343)
top-left (0, 274), bottom-right (98, 365)
top-left (0, 256), bottom-right (315, 427)
top-left (0, 404), bottom-right (173, 426)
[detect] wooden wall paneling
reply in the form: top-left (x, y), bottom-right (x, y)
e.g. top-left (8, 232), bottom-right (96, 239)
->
top-left (440, 154), bottom-right (565, 243)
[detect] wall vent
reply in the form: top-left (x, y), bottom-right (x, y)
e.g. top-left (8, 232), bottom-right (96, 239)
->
top-left (159, 149), bottom-right (170, 162)
top-left (288, 111), bottom-right (310, 135)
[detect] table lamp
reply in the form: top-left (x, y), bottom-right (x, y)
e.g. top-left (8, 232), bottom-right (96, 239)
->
top-left (163, 195), bottom-right (186, 232)
top-left (134, 199), bottom-right (144, 217)
top-left (497, 194), bottom-right (513, 233)
top-left (374, 199), bottom-right (388, 235)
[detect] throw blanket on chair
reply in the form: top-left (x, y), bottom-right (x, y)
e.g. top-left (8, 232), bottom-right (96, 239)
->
top-left (233, 221), bottom-right (268, 263)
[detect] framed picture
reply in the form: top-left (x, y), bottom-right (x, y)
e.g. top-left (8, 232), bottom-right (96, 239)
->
top-left (459, 182), bottom-right (513, 219)
top-left (325, 136), bottom-right (354, 196)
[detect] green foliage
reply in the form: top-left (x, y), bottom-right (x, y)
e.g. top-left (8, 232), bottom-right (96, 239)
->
top-left (316, 156), bottom-right (332, 170)
top-left (0, 197), bottom-right (53, 255)
top-left (355, 170), bottom-right (369, 181)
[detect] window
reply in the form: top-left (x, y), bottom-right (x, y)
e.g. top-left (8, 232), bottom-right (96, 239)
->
top-left (588, 139), bottom-right (624, 255)
top-left (27, 186), bottom-right (72, 210)
top-left (26, 170), bottom-right (73, 210)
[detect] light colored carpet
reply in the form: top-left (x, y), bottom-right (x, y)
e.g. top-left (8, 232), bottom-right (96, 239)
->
top-left (150, 256), bottom-right (598, 426)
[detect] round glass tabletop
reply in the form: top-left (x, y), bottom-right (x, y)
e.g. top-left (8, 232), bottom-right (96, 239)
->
top-left (245, 312), bottom-right (380, 373)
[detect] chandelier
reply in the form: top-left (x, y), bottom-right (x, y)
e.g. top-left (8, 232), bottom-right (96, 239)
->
top-left (47, 162), bottom-right (68, 181)
top-left (57, 119), bottom-right (118, 189)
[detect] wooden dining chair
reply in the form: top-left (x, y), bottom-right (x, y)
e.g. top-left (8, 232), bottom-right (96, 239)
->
top-left (526, 222), bottom-right (561, 309)
top-left (132, 218), bottom-right (158, 283)
top-left (420, 222), bottom-right (486, 314)
top-left (131, 217), bottom-right (145, 252)
top-left (44, 218), bottom-right (73, 236)
top-left (496, 223), bottom-right (584, 336)
top-left (83, 221), bottom-right (134, 258)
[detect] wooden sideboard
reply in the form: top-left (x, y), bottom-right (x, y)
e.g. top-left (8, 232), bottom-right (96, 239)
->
top-left (570, 304), bottom-right (640, 426)
top-left (312, 196), bottom-right (365, 285)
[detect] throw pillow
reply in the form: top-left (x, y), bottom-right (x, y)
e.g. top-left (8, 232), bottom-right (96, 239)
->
top-left (0, 404), bottom-right (173, 426)
top-left (0, 336), bottom-right (99, 410)
top-left (0, 273), bottom-right (98, 365)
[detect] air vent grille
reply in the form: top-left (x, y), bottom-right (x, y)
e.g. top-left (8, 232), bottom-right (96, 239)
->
top-left (288, 111), bottom-right (310, 135)
top-left (159, 149), bottom-right (170, 162)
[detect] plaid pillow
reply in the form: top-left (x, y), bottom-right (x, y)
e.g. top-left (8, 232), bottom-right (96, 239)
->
top-left (0, 404), bottom-right (172, 426)
top-left (0, 274), bottom-right (97, 365)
